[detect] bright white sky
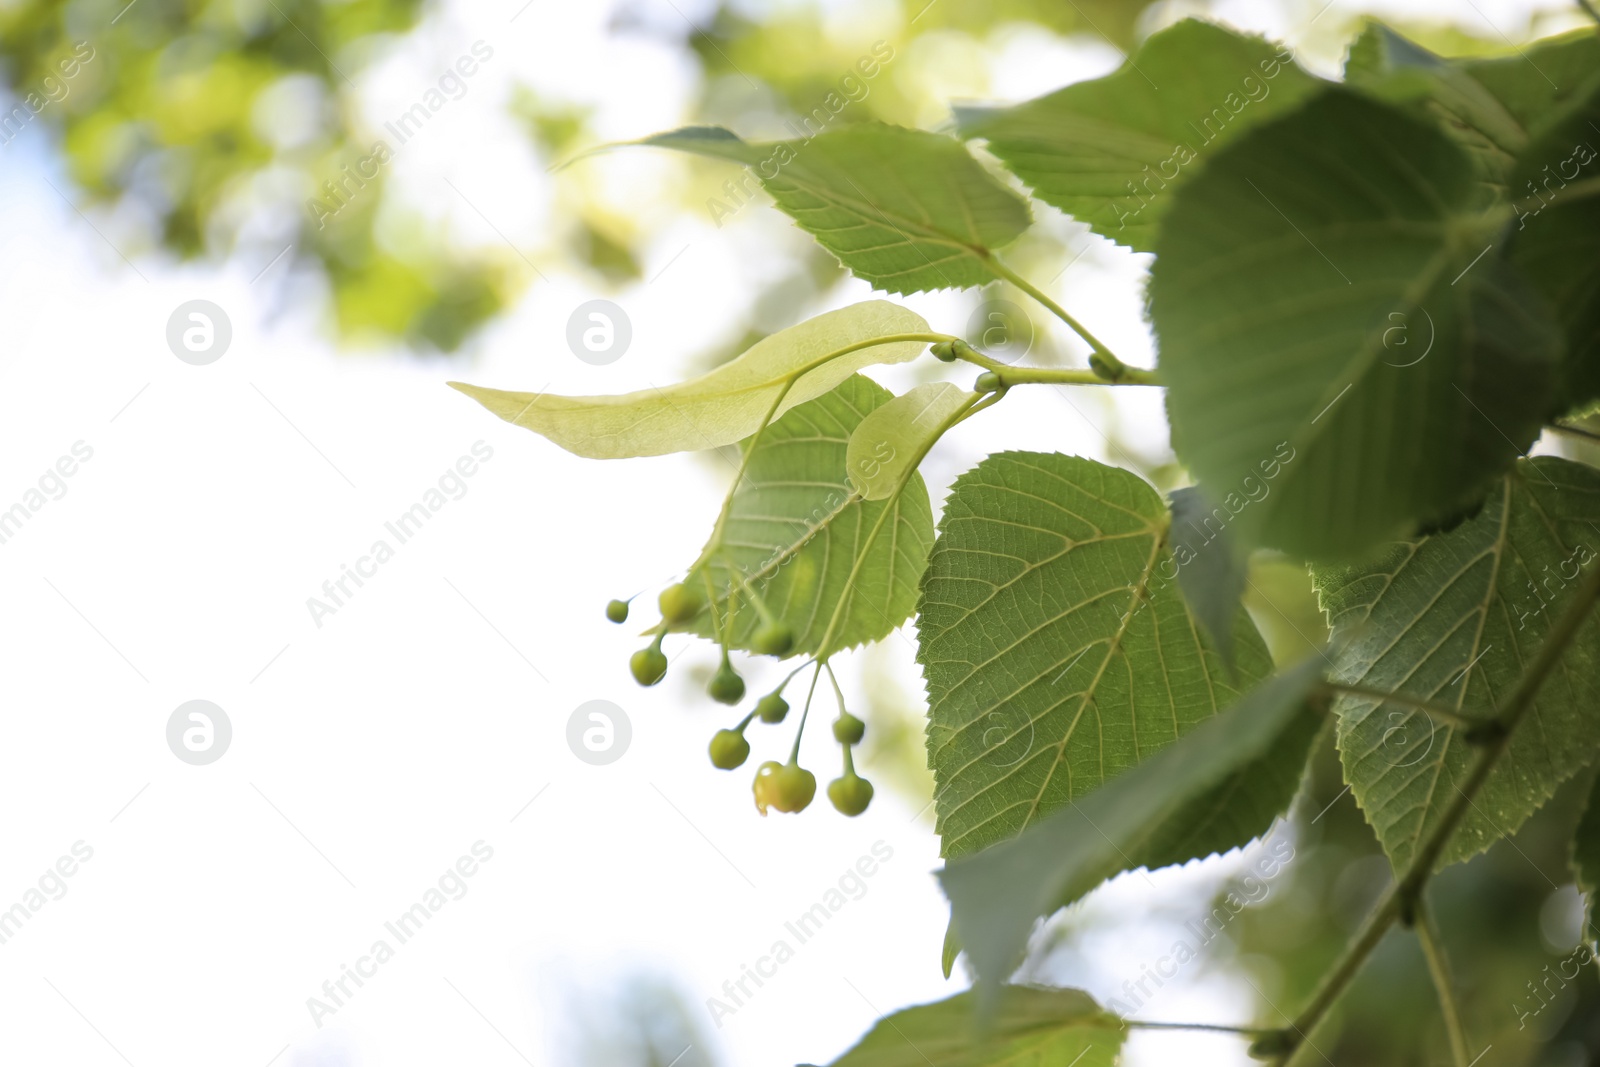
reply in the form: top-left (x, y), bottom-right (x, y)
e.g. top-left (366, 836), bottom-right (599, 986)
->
top-left (0, 0), bottom-right (1585, 1065)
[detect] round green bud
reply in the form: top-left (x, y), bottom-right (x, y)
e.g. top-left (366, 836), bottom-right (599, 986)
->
top-left (658, 582), bottom-right (704, 625)
top-left (832, 711), bottom-right (865, 745)
top-left (605, 599), bottom-right (630, 624)
top-left (708, 664), bottom-right (746, 705)
top-left (827, 774), bottom-right (874, 816)
top-left (629, 646), bottom-right (668, 686)
top-left (974, 371), bottom-right (1003, 393)
top-left (756, 693), bottom-right (790, 723)
top-left (752, 761), bottom-right (816, 814)
top-left (709, 729), bottom-right (751, 770)
top-left (930, 340), bottom-right (958, 362)
top-left (752, 621), bottom-right (794, 656)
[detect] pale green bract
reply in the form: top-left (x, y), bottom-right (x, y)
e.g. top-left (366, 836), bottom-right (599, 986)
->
top-left (918, 452), bottom-right (1281, 861)
top-left (638, 123), bottom-right (1032, 293)
top-left (447, 301), bottom-right (930, 459)
top-left (683, 375), bottom-right (934, 658)
top-left (939, 660), bottom-right (1326, 994)
top-left (1314, 457), bottom-right (1600, 872)
top-left (1152, 88), bottom-right (1562, 561)
top-left (955, 19), bottom-right (1319, 253)
top-left (846, 382), bottom-right (975, 500)
top-left (811, 987), bottom-right (1124, 1067)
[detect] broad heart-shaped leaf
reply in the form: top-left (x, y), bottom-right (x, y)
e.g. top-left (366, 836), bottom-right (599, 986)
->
top-left (682, 375), bottom-right (933, 659)
top-left (448, 301), bottom-right (929, 459)
top-left (919, 452), bottom-right (1281, 862)
top-left (954, 19), bottom-right (1318, 252)
top-left (846, 382), bottom-right (974, 500)
top-left (939, 660), bottom-right (1325, 993)
top-left (1313, 457), bottom-right (1600, 874)
top-left (639, 124), bottom-right (1031, 293)
top-left (1151, 88), bottom-right (1562, 562)
top-left (1573, 770), bottom-right (1600, 948)
top-left (1506, 82), bottom-right (1600, 411)
top-left (808, 986), bottom-right (1124, 1067)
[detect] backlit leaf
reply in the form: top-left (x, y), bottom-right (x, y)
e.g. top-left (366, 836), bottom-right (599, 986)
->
top-left (1152, 88), bottom-right (1562, 561)
top-left (846, 382), bottom-right (975, 500)
top-left (640, 123), bottom-right (1032, 293)
top-left (1314, 457), bottom-right (1600, 872)
top-left (955, 19), bottom-right (1319, 252)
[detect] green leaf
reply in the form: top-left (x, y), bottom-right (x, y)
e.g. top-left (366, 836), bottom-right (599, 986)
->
top-left (1573, 770), bottom-right (1600, 949)
top-left (955, 19), bottom-right (1319, 252)
top-left (1344, 24), bottom-right (1600, 205)
top-left (1151, 88), bottom-right (1562, 561)
top-left (939, 660), bottom-right (1326, 991)
top-left (1314, 457), bottom-right (1600, 873)
top-left (846, 382), bottom-right (975, 500)
top-left (640, 123), bottom-right (1032, 293)
top-left (686, 374), bottom-right (934, 658)
top-left (1169, 486), bottom-right (1250, 673)
top-left (448, 301), bottom-right (930, 459)
top-left (808, 986), bottom-right (1124, 1067)
top-left (918, 452), bottom-right (1278, 862)
top-left (1506, 82), bottom-right (1600, 411)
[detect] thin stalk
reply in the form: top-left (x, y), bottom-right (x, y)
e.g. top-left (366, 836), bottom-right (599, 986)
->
top-left (1125, 1021), bottom-right (1280, 1038)
top-left (985, 365), bottom-right (1161, 388)
top-left (982, 256), bottom-right (1146, 381)
top-left (1277, 559), bottom-right (1600, 1064)
top-left (791, 661), bottom-right (824, 763)
top-left (1549, 422), bottom-right (1600, 444)
top-left (1414, 896), bottom-right (1470, 1067)
top-left (1316, 681), bottom-right (1494, 735)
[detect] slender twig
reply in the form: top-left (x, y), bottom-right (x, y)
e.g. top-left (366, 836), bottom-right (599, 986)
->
top-left (1316, 681), bottom-right (1494, 735)
top-left (1125, 1020), bottom-right (1280, 1038)
top-left (981, 256), bottom-right (1147, 382)
top-left (1276, 560), bottom-right (1600, 1064)
top-left (1578, 0), bottom-right (1600, 27)
top-left (981, 365), bottom-right (1161, 388)
top-left (1414, 895), bottom-right (1471, 1067)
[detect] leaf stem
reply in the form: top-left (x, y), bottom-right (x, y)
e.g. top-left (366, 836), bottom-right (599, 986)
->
top-left (982, 256), bottom-right (1149, 383)
top-left (1315, 681), bottom-right (1494, 736)
top-left (1125, 1021), bottom-right (1280, 1037)
top-left (982, 365), bottom-right (1161, 388)
top-left (792, 660), bottom-right (824, 763)
top-left (1277, 559), bottom-right (1600, 1064)
top-left (1548, 421), bottom-right (1600, 444)
top-left (1414, 895), bottom-right (1471, 1067)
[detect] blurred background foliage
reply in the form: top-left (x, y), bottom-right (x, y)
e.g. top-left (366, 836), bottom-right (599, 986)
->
top-left (4, 1), bottom-right (1597, 1063)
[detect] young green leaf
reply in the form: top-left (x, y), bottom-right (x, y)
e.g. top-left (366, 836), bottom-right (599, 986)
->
top-left (955, 19), bottom-right (1318, 252)
top-left (1572, 771), bottom-right (1600, 949)
top-left (640, 123), bottom-right (1032, 293)
top-left (1168, 485), bottom-right (1250, 673)
top-left (1151, 88), bottom-right (1562, 561)
top-left (919, 452), bottom-right (1278, 862)
top-left (938, 660), bottom-right (1325, 993)
top-left (846, 382), bottom-right (975, 500)
top-left (685, 374), bottom-right (934, 658)
top-left (807, 986), bottom-right (1124, 1067)
top-left (448, 301), bottom-right (930, 459)
top-left (1314, 457), bottom-right (1600, 873)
